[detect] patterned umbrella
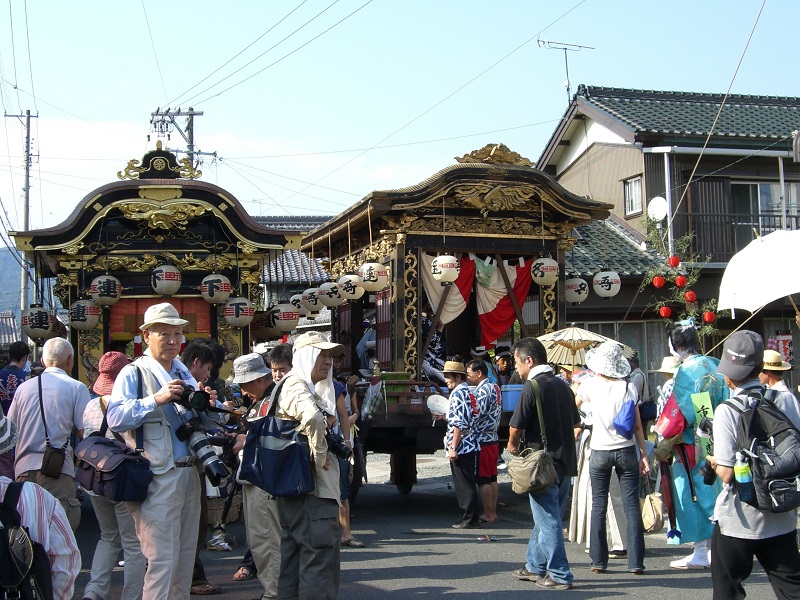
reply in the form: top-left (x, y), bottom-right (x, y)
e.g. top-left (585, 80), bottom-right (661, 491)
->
top-left (537, 326), bottom-right (635, 372)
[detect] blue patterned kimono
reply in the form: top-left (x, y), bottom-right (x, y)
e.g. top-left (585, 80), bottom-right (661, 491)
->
top-left (667, 353), bottom-right (728, 545)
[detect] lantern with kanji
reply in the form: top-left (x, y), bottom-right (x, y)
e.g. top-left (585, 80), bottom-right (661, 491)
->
top-left (592, 270), bottom-right (621, 299)
top-left (272, 303), bottom-right (300, 333)
top-left (358, 262), bottom-right (389, 292)
top-left (301, 288), bottom-right (321, 315)
top-left (290, 293), bottom-right (308, 316)
top-left (151, 264), bottom-right (182, 296)
top-left (318, 282), bottom-right (343, 307)
top-left (531, 257), bottom-right (559, 286)
top-left (21, 304), bottom-right (53, 340)
top-left (337, 274), bottom-right (365, 300)
top-left (223, 297), bottom-right (255, 327)
top-left (431, 255), bottom-right (460, 286)
top-left (90, 275), bottom-right (122, 305)
top-left (69, 299), bottom-right (100, 331)
top-left (565, 278), bottom-right (589, 304)
top-left (199, 274), bottom-right (232, 304)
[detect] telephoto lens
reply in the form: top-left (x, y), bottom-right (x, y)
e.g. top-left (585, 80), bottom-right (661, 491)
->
top-left (325, 430), bottom-right (353, 460)
top-left (187, 430), bottom-right (229, 486)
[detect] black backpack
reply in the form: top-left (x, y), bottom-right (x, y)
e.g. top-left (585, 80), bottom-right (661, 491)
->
top-left (0, 482), bottom-right (53, 600)
top-left (723, 389), bottom-right (800, 513)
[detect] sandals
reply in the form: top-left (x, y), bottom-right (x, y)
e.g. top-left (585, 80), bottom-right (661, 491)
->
top-left (232, 567), bottom-right (255, 582)
top-left (341, 537), bottom-right (366, 548)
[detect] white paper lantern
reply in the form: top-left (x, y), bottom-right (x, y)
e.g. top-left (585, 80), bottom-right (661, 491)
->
top-left (69, 300), bottom-right (100, 331)
top-left (48, 318), bottom-right (67, 340)
top-left (151, 264), bottom-right (182, 296)
top-left (358, 262), bottom-right (389, 292)
top-left (531, 257), bottom-right (559, 286)
top-left (337, 274), bottom-right (365, 300)
top-left (431, 255), bottom-right (460, 285)
top-left (565, 278), bottom-right (589, 304)
top-left (272, 303), bottom-right (300, 333)
top-left (21, 304), bottom-right (53, 340)
top-left (199, 274), bottom-right (232, 304)
top-left (318, 282), bottom-right (343, 307)
top-left (90, 275), bottom-right (122, 305)
top-left (223, 297), bottom-right (255, 327)
top-left (301, 288), bottom-right (321, 314)
top-left (592, 270), bottom-right (622, 299)
top-left (289, 293), bottom-right (308, 316)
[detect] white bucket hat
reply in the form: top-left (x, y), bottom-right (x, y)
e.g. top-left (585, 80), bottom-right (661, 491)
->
top-left (585, 340), bottom-right (631, 379)
top-left (140, 302), bottom-right (189, 331)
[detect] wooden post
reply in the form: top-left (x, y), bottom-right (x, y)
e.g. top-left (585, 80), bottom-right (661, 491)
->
top-left (420, 284), bottom-right (451, 360)
top-left (495, 254), bottom-right (527, 331)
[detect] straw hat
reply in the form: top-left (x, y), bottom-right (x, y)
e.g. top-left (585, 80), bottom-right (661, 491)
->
top-left (441, 360), bottom-right (467, 375)
top-left (762, 349), bottom-right (791, 371)
top-left (652, 356), bottom-right (680, 375)
top-left (584, 340), bottom-right (631, 379)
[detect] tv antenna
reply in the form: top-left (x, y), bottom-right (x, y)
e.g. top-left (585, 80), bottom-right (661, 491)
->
top-left (537, 38), bottom-right (595, 105)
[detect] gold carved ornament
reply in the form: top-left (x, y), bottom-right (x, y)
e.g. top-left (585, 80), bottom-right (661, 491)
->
top-left (402, 250), bottom-right (418, 377)
top-left (541, 287), bottom-right (557, 334)
top-left (455, 143), bottom-right (534, 166)
top-left (120, 203), bottom-right (208, 230)
top-left (177, 157), bottom-right (202, 180)
top-left (328, 237), bottom-right (398, 279)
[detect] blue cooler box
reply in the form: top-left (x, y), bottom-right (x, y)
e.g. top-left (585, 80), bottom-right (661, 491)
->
top-left (500, 384), bottom-right (524, 412)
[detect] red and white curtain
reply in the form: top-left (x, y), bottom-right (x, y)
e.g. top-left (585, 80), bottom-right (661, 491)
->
top-left (420, 252), bottom-right (474, 325)
top-left (473, 256), bottom-right (532, 348)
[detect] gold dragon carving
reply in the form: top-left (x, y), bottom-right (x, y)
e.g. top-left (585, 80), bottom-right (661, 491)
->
top-left (120, 203), bottom-right (208, 230)
top-left (455, 143), bottom-right (533, 167)
top-left (402, 250), bottom-right (418, 377)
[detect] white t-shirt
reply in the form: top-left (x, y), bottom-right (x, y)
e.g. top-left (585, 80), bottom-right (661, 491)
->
top-left (577, 376), bottom-right (637, 451)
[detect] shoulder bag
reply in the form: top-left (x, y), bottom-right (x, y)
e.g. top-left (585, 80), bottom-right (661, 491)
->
top-left (507, 379), bottom-right (558, 494)
top-left (73, 367), bottom-right (153, 502)
top-left (239, 375), bottom-right (315, 497)
top-left (37, 375), bottom-right (68, 479)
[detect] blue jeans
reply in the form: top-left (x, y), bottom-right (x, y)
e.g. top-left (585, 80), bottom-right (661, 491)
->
top-left (526, 476), bottom-right (573, 585)
top-left (589, 447), bottom-right (645, 571)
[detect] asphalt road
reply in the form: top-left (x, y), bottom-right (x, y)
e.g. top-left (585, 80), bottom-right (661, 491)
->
top-left (72, 455), bottom-right (784, 598)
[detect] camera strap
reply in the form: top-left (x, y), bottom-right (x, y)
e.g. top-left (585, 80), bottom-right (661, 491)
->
top-left (36, 374), bottom-right (68, 452)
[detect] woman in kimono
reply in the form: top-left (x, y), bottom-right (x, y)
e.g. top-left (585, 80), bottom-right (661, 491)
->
top-left (665, 321), bottom-right (727, 569)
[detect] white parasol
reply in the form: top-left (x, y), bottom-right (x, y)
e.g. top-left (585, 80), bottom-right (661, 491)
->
top-left (718, 229), bottom-right (800, 318)
top-left (538, 326), bottom-right (635, 372)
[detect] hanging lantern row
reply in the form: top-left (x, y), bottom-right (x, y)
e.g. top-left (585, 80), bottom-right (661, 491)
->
top-left (530, 256), bottom-right (621, 301)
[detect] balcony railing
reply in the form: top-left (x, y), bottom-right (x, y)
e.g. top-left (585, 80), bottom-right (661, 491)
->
top-left (671, 210), bottom-right (800, 263)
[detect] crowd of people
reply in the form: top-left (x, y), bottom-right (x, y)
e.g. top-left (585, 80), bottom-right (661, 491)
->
top-left (2, 303), bottom-right (800, 598)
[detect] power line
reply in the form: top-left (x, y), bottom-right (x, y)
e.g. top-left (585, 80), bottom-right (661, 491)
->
top-left (5, 0), bottom-right (22, 111)
top-left (141, 0), bottom-right (168, 102)
top-left (167, 0), bottom-right (310, 107)
top-left (22, 0), bottom-right (37, 113)
top-left (190, 0), bottom-right (374, 106)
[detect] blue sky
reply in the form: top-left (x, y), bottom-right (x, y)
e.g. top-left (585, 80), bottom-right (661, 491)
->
top-left (0, 0), bottom-right (795, 236)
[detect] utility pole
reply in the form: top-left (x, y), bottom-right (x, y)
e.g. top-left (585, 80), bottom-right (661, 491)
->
top-left (537, 39), bottom-right (595, 105)
top-left (150, 107), bottom-right (216, 166)
top-left (5, 109), bottom-right (37, 343)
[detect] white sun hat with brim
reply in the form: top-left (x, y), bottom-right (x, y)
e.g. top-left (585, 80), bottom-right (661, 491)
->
top-left (140, 302), bottom-right (189, 331)
top-left (584, 340), bottom-right (631, 379)
top-left (292, 331), bottom-right (344, 357)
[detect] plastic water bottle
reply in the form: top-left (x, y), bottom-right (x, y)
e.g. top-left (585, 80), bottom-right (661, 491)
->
top-left (734, 452), bottom-right (756, 504)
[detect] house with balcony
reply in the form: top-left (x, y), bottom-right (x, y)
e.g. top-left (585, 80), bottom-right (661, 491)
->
top-left (538, 85), bottom-right (800, 378)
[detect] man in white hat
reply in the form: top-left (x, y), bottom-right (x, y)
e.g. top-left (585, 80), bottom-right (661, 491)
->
top-left (9, 336), bottom-right (90, 530)
top-left (272, 331), bottom-right (344, 600)
top-left (0, 403), bottom-right (81, 599)
top-left (107, 302), bottom-right (214, 600)
top-left (759, 349), bottom-right (793, 394)
top-left (442, 360), bottom-right (482, 528)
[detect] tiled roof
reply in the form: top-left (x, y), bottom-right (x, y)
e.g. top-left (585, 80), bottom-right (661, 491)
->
top-left (0, 311), bottom-right (18, 347)
top-left (254, 216), bottom-right (330, 232)
top-left (577, 85), bottom-right (800, 140)
top-left (262, 249), bottom-right (329, 286)
top-left (568, 216), bottom-right (662, 278)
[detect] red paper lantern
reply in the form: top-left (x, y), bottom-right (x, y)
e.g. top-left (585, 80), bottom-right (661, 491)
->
top-left (684, 290), bottom-right (697, 303)
top-left (674, 275), bottom-right (687, 288)
top-left (652, 275), bottom-right (666, 289)
top-left (703, 311), bottom-right (716, 323)
top-left (668, 255), bottom-right (681, 268)
top-left (659, 306), bottom-right (672, 318)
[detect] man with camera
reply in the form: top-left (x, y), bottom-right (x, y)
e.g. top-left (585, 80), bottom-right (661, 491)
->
top-left (107, 303), bottom-right (217, 600)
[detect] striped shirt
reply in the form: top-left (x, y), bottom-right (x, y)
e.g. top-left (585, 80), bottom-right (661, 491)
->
top-left (0, 477), bottom-right (80, 600)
